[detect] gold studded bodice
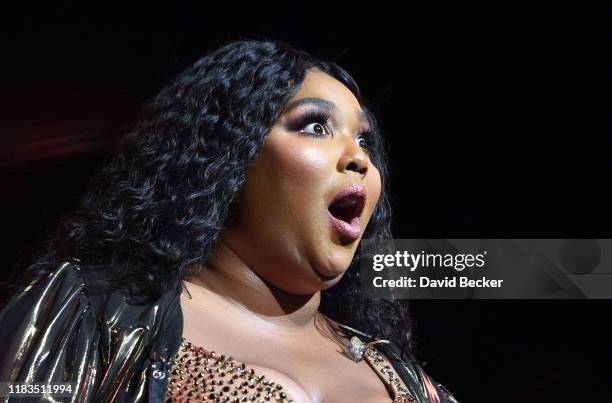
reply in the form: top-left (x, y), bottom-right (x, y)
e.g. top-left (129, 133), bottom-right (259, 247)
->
top-left (164, 337), bottom-right (416, 403)
top-left (165, 338), bottom-right (295, 402)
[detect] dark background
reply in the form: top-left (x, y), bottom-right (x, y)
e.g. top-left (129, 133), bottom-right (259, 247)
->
top-left (1, 2), bottom-right (610, 402)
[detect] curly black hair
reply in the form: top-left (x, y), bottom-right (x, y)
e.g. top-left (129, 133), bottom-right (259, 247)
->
top-left (5, 37), bottom-right (414, 358)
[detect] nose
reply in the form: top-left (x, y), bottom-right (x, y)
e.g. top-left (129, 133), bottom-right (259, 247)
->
top-left (337, 135), bottom-right (369, 177)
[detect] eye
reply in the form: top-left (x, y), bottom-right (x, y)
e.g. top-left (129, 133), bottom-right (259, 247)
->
top-left (355, 131), bottom-right (374, 151)
top-left (301, 122), bottom-right (330, 137)
top-left (287, 109), bottom-right (333, 138)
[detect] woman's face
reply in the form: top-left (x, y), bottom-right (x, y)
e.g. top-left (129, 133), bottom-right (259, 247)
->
top-left (222, 69), bottom-right (382, 294)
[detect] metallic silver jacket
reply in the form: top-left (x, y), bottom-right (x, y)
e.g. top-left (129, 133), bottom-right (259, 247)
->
top-left (0, 261), bottom-right (458, 402)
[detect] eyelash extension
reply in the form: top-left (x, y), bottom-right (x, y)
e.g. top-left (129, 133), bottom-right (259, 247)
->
top-left (289, 109), bottom-right (333, 137)
top-left (289, 109), bottom-right (376, 152)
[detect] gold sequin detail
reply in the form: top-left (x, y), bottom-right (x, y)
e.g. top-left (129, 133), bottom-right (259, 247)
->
top-left (363, 346), bottom-right (417, 403)
top-left (164, 338), bottom-right (295, 403)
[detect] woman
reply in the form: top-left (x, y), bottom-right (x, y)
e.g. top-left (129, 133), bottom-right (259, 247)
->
top-left (0, 38), bottom-right (458, 402)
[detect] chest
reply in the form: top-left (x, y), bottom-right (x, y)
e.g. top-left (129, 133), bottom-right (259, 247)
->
top-left (164, 337), bottom-right (404, 403)
top-left (174, 293), bottom-right (414, 402)
top-left (248, 355), bottom-right (398, 403)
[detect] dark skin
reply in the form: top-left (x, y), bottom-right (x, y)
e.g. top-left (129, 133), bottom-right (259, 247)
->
top-left (181, 69), bottom-right (408, 402)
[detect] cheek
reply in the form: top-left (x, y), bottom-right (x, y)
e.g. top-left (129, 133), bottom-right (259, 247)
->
top-left (241, 138), bottom-right (332, 237)
top-left (364, 165), bottom-right (382, 222)
top-left (273, 142), bottom-right (329, 182)
top-left (263, 139), bottom-right (331, 201)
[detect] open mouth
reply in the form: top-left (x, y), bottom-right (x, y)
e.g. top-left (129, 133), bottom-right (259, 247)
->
top-left (327, 184), bottom-right (367, 242)
top-left (329, 194), bottom-right (365, 223)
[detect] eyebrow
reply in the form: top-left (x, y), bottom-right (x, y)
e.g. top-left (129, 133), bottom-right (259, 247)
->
top-left (282, 97), bottom-right (369, 124)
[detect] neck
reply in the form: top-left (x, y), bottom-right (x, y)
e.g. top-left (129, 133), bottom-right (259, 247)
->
top-left (183, 238), bottom-right (322, 335)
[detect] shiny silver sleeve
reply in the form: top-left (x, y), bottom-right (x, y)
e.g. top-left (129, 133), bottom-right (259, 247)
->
top-left (0, 261), bottom-right (101, 403)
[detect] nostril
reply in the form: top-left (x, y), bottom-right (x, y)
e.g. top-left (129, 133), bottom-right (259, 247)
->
top-left (346, 161), bottom-right (367, 175)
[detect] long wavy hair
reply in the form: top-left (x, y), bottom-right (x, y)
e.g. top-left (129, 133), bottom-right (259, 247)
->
top-left (4, 37), bottom-right (414, 358)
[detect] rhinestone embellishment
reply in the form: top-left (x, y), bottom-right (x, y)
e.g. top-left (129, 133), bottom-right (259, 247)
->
top-left (346, 336), bottom-right (367, 362)
top-left (165, 336), bottom-right (416, 403)
top-left (164, 338), bottom-right (295, 402)
top-left (363, 344), bottom-right (417, 403)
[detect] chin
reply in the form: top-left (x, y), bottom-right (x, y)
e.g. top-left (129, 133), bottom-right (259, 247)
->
top-left (317, 270), bottom-right (347, 290)
top-left (313, 261), bottom-right (349, 281)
